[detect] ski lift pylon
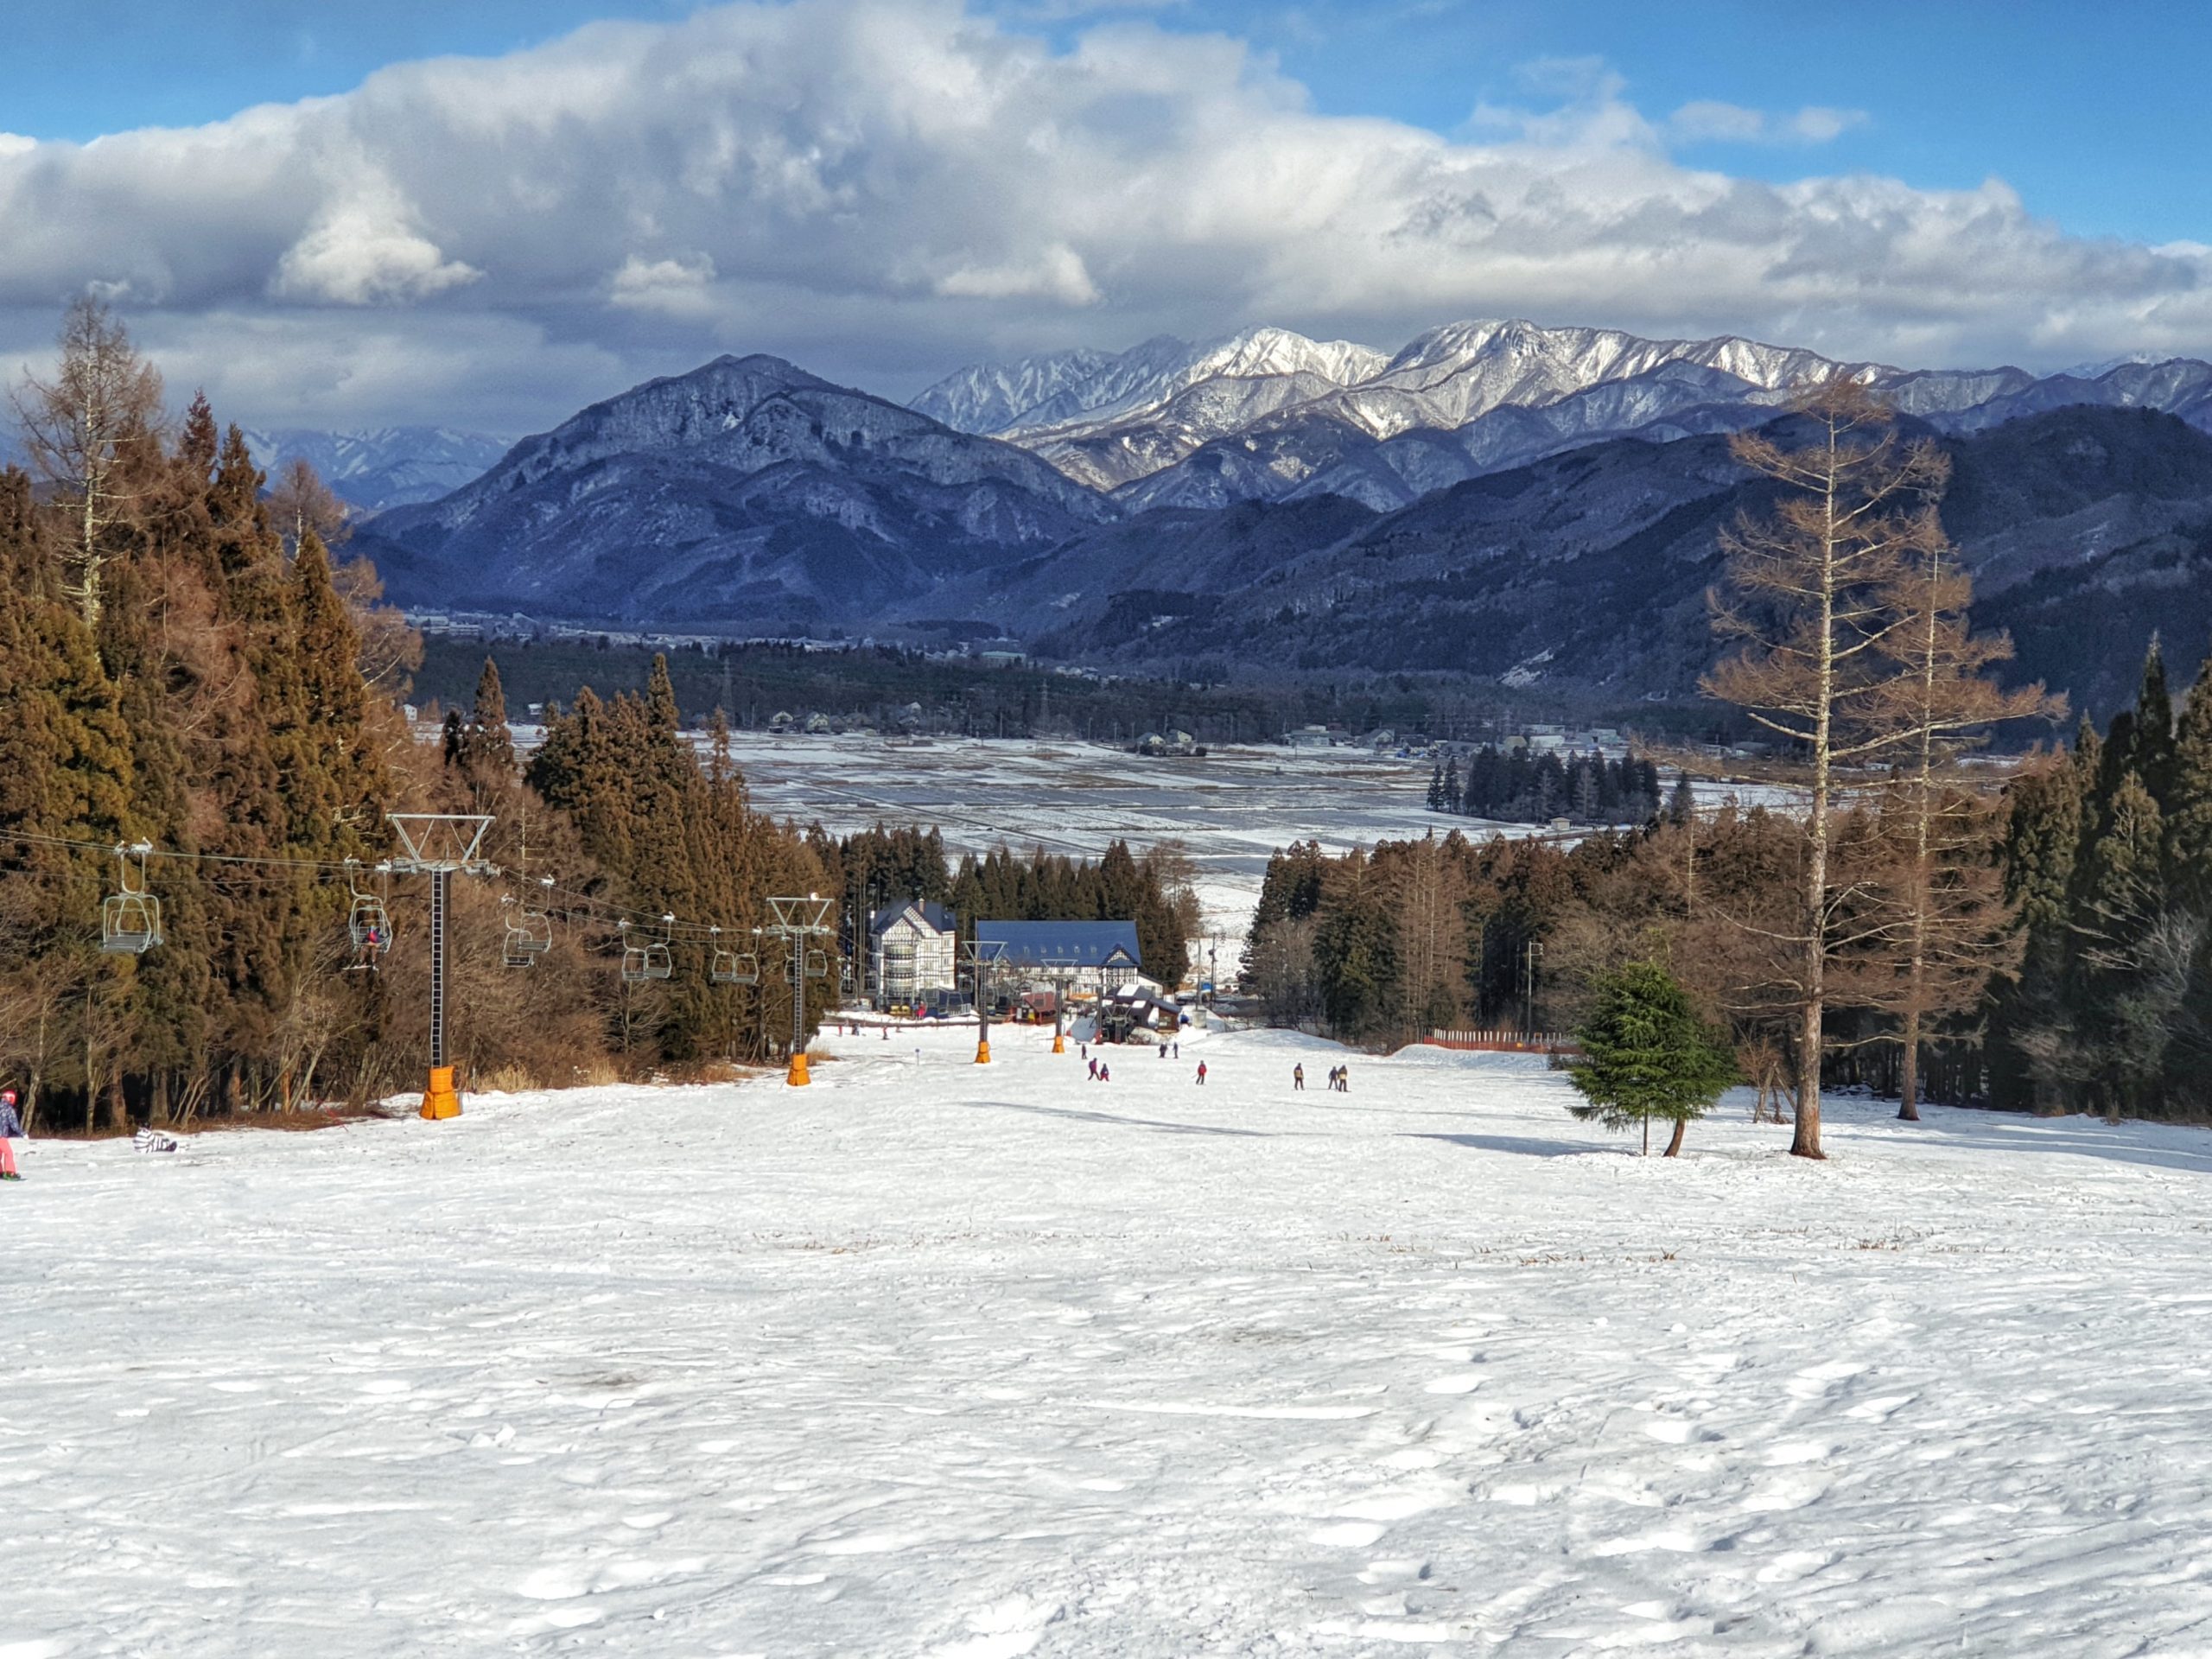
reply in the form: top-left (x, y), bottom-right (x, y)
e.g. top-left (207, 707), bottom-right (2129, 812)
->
top-left (100, 842), bottom-right (162, 956)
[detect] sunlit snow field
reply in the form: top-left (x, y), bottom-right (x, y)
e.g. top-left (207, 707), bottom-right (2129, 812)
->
top-left (10, 1024), bottom-right (2212, 1656)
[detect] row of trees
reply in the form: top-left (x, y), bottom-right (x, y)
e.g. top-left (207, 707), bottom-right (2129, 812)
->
top-left (1990, 639), bottom-right (2212, 1117)
top-left (1427, 748), bottom-right (1672, 828)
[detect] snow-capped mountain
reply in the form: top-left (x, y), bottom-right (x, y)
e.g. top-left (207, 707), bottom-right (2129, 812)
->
top-left (914, 327), bottom-right (1391, 493)
top-left (912, 319), bottom-right (1858, 498)
top-left (917, 319), bottom-right (2212, 512)
top-left (365, 354), bottom-right (1114, 627)
top-left (243, 427), bottom-right (512, 513)
top-left (906, 346), bottom-right (1116, 435)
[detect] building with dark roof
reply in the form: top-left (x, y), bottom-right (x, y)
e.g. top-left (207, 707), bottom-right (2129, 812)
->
top-left (973, 920), bottom-right (1143, 993)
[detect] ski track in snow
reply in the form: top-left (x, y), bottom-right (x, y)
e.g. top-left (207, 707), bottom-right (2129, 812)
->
top-left (10, 1027), bottom-right (2212, 1656)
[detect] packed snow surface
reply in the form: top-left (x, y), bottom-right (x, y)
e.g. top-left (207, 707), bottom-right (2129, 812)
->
top-left (12, 1027), bottom-right (2212, 1655)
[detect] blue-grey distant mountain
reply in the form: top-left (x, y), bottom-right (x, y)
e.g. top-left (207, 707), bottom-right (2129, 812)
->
top-left (243, 426), bottom-right (511, 512)
top-left (364, 354), bottom-right (1116, 628)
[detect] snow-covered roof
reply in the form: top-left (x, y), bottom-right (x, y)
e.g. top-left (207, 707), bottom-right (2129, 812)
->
top-left (974, 920), bottom-right (1140, 969)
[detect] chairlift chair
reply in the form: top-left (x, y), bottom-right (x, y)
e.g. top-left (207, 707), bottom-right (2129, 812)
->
top-left (620, 916), bottom-right (675, 983)
top-left (804, 949), bottom-right (830, 980)
top-left (100, 843), bottom-right (163, 956)
top-left (708, 926), bottom-right (751, 985)
top-left (503, 906), bottom-right (553, 969)
top-left (345, 860), bottom-right (392, 967)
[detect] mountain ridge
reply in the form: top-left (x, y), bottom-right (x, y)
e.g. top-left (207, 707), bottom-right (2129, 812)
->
top-left (913, 320), bottom-right (2212, 514)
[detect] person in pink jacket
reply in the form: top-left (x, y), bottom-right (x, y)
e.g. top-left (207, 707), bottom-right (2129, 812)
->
top-left (0, 1088), bottom-right (23, 1179)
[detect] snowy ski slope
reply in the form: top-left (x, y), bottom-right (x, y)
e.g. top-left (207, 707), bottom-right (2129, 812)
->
top-left (9, 1024), bottom-right (2211, 1656)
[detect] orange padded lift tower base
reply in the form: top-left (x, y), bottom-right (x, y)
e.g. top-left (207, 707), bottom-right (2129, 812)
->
top-left (419, 1065), bottom-right (461, 1120)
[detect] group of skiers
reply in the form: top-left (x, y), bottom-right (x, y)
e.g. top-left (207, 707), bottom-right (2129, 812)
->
top-left (1289, 1063), bottom-right (1349, 1093)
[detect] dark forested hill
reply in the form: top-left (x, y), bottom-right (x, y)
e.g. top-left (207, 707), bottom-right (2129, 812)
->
top-left (989, 406), bottom-right (2212, 724)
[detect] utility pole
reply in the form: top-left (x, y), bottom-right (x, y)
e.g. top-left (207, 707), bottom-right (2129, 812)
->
top-left (386, 814), bottom-right (495, 1120)
top-left (760, 895), bottom-right (835, 1085)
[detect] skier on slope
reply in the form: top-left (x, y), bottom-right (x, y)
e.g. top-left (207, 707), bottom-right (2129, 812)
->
top-left (1294, 1064), bottom-right (1304, 1091)
top-left (1195, 1061), bottom-right (1207, 1086)
top-left (1087, 1058), bottom-right (1099, 1080)
top-left (0, 1088), bottom-right (22, 1180)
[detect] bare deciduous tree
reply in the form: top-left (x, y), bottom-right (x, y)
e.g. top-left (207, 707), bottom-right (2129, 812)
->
top-left (1866, 541), bottom-right (2060, 1119)
top-left (10, 297), bottom-right (165, 626)
top-left (268, 456), bottom-right (351, 557)
top-left (1704, 378), bottom-right (1950, 1159)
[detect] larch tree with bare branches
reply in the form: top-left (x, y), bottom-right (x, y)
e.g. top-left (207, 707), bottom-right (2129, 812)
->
top-left (268, 456), bottom-right (351, 557)
top-left (1703, 378), bottom-right (1951, 1159)
top-left (1866, 540), bottom-right (2061, 1120)
top-left (10, 297), bottom-right (165, 627)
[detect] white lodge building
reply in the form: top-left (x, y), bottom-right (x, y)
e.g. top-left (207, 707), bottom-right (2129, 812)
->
top-left (868, 899), bottom-right (958, 1007)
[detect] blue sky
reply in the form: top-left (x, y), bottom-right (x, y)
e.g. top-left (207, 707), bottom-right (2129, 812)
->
top-left (3, 0), bottom-right (2207, 430)
top-left (7, 0), bottom-right (2203, 245)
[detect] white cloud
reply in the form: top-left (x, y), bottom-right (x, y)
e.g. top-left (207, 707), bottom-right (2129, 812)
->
top-left (609, 252), bottom-right (721, 319)
top-left (271, 174), bottom-right (483, 304)
top-left (1668, 100), bottom-right (1868, 146)
top-left (936, 243), bottom-right (1100, 305)
top-left (0, 0), bottom-right (2204, 430)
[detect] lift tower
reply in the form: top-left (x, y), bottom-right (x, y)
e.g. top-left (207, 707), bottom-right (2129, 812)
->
top-left (387, 814), bottom-right (495, 1120)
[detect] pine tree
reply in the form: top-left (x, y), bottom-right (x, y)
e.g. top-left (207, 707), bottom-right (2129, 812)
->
top-left (2164, 641), bottom-right (2212, 906)
top-left (2071, 771), bottom-right (2174, 1116)
top-left (1566, 961), bottom-right (1739, 1156)
top-left (0, 469), bottom-right (136, 1127)
top-left (454, 655), bottom-right (518, 804)
top-left (1313, 851), bottom-right (1401, 1039)
top-left (286, 531), bottom-right (379, 861)
top-left (1989, 753), bottom-right (2088, 1110)
top-left (1667, 772), bottom-right (1697, 827)
top-left (2130, 637), bottom-right (2178, 809)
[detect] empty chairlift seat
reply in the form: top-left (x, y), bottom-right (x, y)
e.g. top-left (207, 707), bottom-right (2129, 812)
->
top-left (100, 844), bottom-right (163, 956)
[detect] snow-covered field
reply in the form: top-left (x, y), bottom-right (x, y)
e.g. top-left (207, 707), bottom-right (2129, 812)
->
top-left (10, 1025), bottom-right (2212, 1656)
top-left (717, 734), bottom-right (1447, 974)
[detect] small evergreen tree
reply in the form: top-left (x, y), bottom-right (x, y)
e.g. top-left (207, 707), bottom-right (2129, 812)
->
top-left (1566, 961), bottom-right (1738, 1156)
top-left (1668, 772), bottom-right (1697, 827)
